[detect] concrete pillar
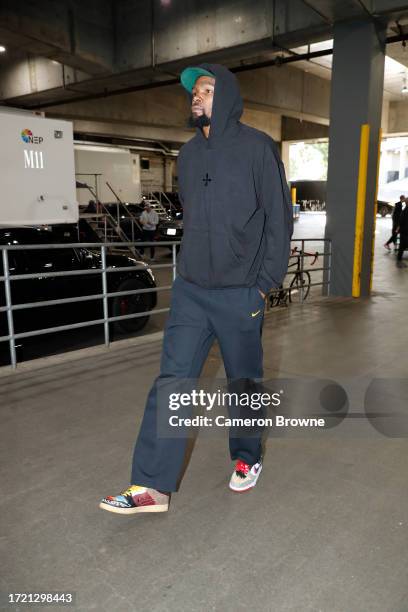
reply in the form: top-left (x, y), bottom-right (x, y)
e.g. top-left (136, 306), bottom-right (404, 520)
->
top-left (281, 141), bottom-right (290, 177)
top-left (324, 20), bottom-right (386, 297)
top-left (381, 99), bottom-right (389, 133)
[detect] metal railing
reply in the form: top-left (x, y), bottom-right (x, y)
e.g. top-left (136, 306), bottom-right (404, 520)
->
top-left (0, 238), bottom-right (331, 369)
top-left (0, 241), bottom-right (177, 369)
top-left (148, 191), bottom-right (180, 217)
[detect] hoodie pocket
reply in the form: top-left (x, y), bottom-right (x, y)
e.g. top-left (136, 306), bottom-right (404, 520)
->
top-left (210, 230), bottom-right (250, 284)
top-left (226, 235), bottom-right (242, 263)
top-left (177, 228), bottom-right (211, 285)
top-left (224, 207), bottom-right (265, 260)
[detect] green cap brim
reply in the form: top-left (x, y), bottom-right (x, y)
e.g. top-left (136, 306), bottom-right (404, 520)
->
top-left (180, 67), bottom-right (215, 93)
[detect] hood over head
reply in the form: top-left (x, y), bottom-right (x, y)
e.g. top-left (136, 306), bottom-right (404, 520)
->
top-left (182, 62), bottom-right (243, 144)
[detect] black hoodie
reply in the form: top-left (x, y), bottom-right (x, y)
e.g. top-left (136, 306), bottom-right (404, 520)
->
top-left (177, 63), bottom-right (293, 294)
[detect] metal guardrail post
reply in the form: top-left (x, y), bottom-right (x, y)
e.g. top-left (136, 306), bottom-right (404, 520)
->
top-left (95, 173), bottom-right (99, 203)
top-left (2, 249), bottom-right (17, 368)
top-left (328, 241), bottom-right (332, 294)
top-left (299, 239), bottom-right (305, 303)
top-left (100, 246), bottom-right (110, 347)
top-left (172, 243), bottom-right (177, 280)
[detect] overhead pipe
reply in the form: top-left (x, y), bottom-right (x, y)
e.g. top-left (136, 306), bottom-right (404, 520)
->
top-left (74, 138), bottom-right (179, 156)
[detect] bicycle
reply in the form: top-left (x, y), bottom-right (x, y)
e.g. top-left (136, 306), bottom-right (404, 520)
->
top-left (269, 247), bottom-right (319, 307)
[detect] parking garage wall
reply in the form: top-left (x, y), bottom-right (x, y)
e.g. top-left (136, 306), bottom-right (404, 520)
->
top-left (139, 152), bottom-right (177, 194)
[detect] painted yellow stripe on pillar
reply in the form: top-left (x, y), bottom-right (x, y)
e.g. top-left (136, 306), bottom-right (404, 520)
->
top-left (352, 124), bottom-right (370, 298)
top-left (369, 128), bottom-right (382, 293)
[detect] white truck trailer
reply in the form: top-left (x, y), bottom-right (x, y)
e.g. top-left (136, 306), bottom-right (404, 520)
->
top-left (74, 145), bottom-right (142, 205)
top-left (0, 108), bottom-right (78, 226)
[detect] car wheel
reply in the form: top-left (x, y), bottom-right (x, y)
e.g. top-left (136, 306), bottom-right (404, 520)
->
top-left (112, 278), bottom-right (154, 334)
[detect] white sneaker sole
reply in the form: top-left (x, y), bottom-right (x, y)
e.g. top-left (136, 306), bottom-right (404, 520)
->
top-left (99, 502), bottom-right (168, 514)
top-left (229, 464), bottom-right (263, 493)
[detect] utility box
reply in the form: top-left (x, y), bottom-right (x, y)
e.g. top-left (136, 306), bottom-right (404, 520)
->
top-left (0, 109), bottom-right (78, 226)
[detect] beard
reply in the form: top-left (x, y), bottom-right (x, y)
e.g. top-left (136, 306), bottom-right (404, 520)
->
top-left (188, 112), bottom-right (211, 128)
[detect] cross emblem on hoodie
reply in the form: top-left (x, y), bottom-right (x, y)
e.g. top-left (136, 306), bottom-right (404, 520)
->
top-left (202, 173), bottom-right (212, 187)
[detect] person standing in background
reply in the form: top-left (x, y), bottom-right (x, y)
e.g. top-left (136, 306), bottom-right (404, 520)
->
top-left (384, 195), bottom-right (405, 251)
top-left (139, 202), bottom-right (159, 261)
top-left (396, 199), bottom-right (408, 268)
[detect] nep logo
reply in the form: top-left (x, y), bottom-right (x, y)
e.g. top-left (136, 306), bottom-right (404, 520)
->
top-left (21, 128), bottom-right (43, 145)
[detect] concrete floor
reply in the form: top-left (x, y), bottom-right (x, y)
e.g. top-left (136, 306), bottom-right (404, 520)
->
top-left (1, 215), bottom-right (408, 612)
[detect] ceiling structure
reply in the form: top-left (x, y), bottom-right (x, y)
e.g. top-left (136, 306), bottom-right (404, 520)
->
top-left (285, 39), bottom-right (408, 101)
top-left (0, 0), bottom-right (407, 108)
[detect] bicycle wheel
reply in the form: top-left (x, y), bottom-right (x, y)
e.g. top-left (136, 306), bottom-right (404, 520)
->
top-left (289, 271), bottom-right (311, 303)
top-left (269, 288), bottom-right (289, 308)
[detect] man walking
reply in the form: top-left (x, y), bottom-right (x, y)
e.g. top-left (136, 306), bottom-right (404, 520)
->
top-left (139, 202), bottom-right (159, 261)
top-left (100, 63), bottom-right (293, 514)
top-left (384, 195), bottom-right (405, 251)
top-left (396, 198), bottom-right (408, 267)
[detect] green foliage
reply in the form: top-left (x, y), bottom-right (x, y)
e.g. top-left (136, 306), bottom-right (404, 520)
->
top-left (289, 142), bottom-right (328, 181)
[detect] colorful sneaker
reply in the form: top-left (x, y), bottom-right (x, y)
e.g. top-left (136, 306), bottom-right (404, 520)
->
top-left (99, 485), bottom-right (169, 514)
top-left (229, 459), bottom-right (263, 493)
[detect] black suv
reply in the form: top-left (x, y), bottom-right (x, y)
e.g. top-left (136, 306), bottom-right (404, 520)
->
top-left (0, 227), bottom-right (157, 343)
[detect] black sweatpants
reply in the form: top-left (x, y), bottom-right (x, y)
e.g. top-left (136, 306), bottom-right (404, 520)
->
top-left (130, 274), bottom-right (266, 492)
top-left (385, 223), bottom-right (399, 246)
